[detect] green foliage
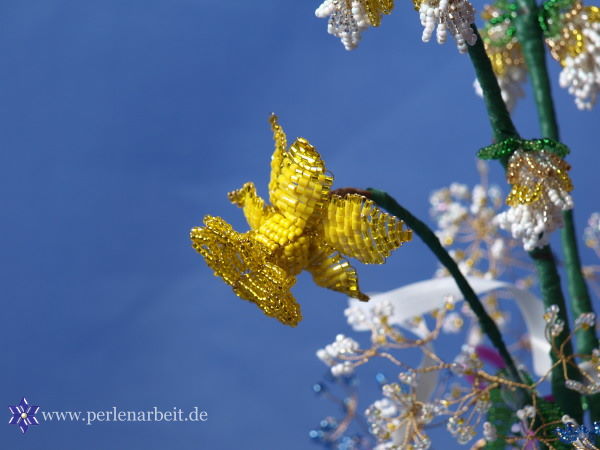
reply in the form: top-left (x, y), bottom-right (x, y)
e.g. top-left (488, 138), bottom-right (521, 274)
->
top-left (535, 395), bottom-right (571, 450)
top-left (477, 137), bottom-right (570, 160)
top-left (484, 387), bottom-right (513, 450)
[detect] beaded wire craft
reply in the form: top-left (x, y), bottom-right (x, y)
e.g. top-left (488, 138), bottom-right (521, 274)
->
top-left (584, 213), bottom-right (600, 298)
top-left (315, 0), bottom-right (395, 50)
top-left (475, 0), bottom-right (600, 110)
top-left (474, 3), bottom-right (527, 111)
top-left (543, 0), bottom-right (600, 110)
top-left (312, 290), bottom-right (600, 448)
top-left (306, 172), bottom-right (598, 449)
top-left (190, 115), bottom-right (412, 326)
top-left (497, 149), bottom-right (574, 251)
top-left (416, 0), bottom-right (478, 53)
top-left (315, 0), bottom-right (477, 52)
top-left (556, 421), bottom-right (600, 449)
top-left (305, 0), bottom-right (600, 448)
top-left (314, 0), bottom-right (600, 110)
top-left (476, 139), bottom-right (574, 251)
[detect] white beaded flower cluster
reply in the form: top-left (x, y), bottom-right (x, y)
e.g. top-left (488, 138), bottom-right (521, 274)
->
top-left (316, 334), bottom-right (361, 376)
top-left (584, 212), bottom-right (600, 254)
top-left (345, 298), bottom-right (397, 335)
top-left (567, 313), bottom-right (600, 395)
top-left (429, 167), bottom-right (519, 281)
top-left (543, 304), bottom-right (565, 340)
top-left (546, 3), bottom-right (600, 110)
top-left (569, 346), bottom-right (600, 395)
top-left (450, 344), bottom-right (483, 375)
top-left (542, 305), bottom-right (600, 396)
top-left (365, 381), bottom-right (446, 449)
top-left (416, 0), bottom-right (478, 53)
top-left (315, 0), bottom-right (371, 50)
top-left (494, 149), bottom-right (574, 251)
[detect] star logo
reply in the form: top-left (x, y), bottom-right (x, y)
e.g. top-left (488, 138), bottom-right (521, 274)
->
top-left (8, 397), bottom-right (40, 434)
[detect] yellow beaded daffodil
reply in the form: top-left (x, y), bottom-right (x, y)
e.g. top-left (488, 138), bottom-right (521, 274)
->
top-left (190, 115), bottom-right (412, 326)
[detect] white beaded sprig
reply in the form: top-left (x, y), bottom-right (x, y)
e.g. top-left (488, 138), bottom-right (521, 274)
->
top-left (483, 421), bottom-right (497, 442)
top-left (543, 304), bottom-right (565, 340)
top-left (316, 334), bottom-right (361, 376)
top-left (315, 0), bottom-right (371, 50)
top-left (418, 0), bottom-right (478, 53)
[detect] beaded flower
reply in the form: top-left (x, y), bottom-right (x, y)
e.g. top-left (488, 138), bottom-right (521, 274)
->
top-left (414, 0), bottom-right (478, 53)
top-left (366, 382), bottom-right (441, 449)
top-left (474, 4), bottom-right (527, 111)
top-left (555, 420), bottom-right (600, 448)
top-left (315, 0), bottom-right (394, 50)
top-left (545, 0), bottom-right (600, 110)
top-left (190, 115), bottom-right (412, 326)
top-left (494, 147), bottom-right (574, 251)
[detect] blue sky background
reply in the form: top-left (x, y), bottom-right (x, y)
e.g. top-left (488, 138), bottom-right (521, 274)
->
top-left (1, 1), bottom-right (598, 449)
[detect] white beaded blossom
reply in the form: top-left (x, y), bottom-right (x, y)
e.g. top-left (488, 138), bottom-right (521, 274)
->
top-left (552, 7), bottom-right (600, 110)
top-left (315, 0), bottom-right (372, 50)
top-left (316, 334), bottom-right (361, 376)
top-left (345, 298), bottom-right (395, 330)
top-left (558, 41), bottom-right (600, 109)
top-left (417, 0), bottom-right (478, 53)
top-left (483, 421), bottom-right (497, 442)
top-left (365, 382), bottom-right (440, 449)
top-left (494, 203), bottom-right (565, 252)
top-left (494, 149), bottom-right (573, 251)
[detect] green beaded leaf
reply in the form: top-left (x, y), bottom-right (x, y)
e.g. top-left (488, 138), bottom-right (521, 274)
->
top-left (538, 0), bottom-right (578, 38)
top-left (477, 137), bottom-right (522, 160)
top-left (535, 396), bottom-right (571, 450)
top-left (477, 138), bottom-right (570, 160)
top-left (482, 0), bottom-right (518, 48)
top-left (483, 370), bottom-right (572, 449)
top-left (484, 386), bottom-right (513, 450)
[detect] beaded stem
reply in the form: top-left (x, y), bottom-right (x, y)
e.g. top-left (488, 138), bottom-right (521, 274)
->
top-left (514, 0), bottom-right (560, 140)
top-left (466, 21), bottom-right (583, 423)
top-left (515, 0), bottom-right (599, 422)
top-left (530, 245), bottom-right (583, 423)
top-left (366, 188), bottom-right (524, 387)
top-left (467, 25), bottom-right (519, 155)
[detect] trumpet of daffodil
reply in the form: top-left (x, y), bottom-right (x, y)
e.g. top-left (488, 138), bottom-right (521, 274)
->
top-left (190, 115), bottom-right (412, 326)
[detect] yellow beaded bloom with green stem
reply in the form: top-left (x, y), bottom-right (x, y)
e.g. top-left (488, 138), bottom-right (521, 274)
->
top-left (190, 115), bottom-right (412, 326)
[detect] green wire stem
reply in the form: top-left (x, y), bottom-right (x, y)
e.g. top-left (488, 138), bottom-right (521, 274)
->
top-left (366, 188), bottom-right (524, 387)
top-left (467, 26), bottom-right (519, 149)
top-left (466, 23), bottom-right (582, 423)
top-left (515, 0), bottom-right (599, 421)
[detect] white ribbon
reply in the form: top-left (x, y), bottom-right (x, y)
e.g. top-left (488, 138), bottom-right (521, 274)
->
top-left (348, 277), bottom-right (550, 376)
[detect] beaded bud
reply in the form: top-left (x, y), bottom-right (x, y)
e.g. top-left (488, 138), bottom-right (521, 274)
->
top-left (315, 0), bottom-right (395, 50)
top-left (494, 148), bottom-right (574, 251)
top-left (414, 0), bottom-right (478, 53)
top-left (545, 0), bottom-right (600, 109)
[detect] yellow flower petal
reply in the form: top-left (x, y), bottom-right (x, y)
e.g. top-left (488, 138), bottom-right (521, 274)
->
top-left (321, 194), bottom-right (412, 264)
top-left (308, 246), bottom-right (369, 301)
top-left (268, 116), bottom-right (333, 230)
top-left (228, 182), bottom-right (273, 230)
